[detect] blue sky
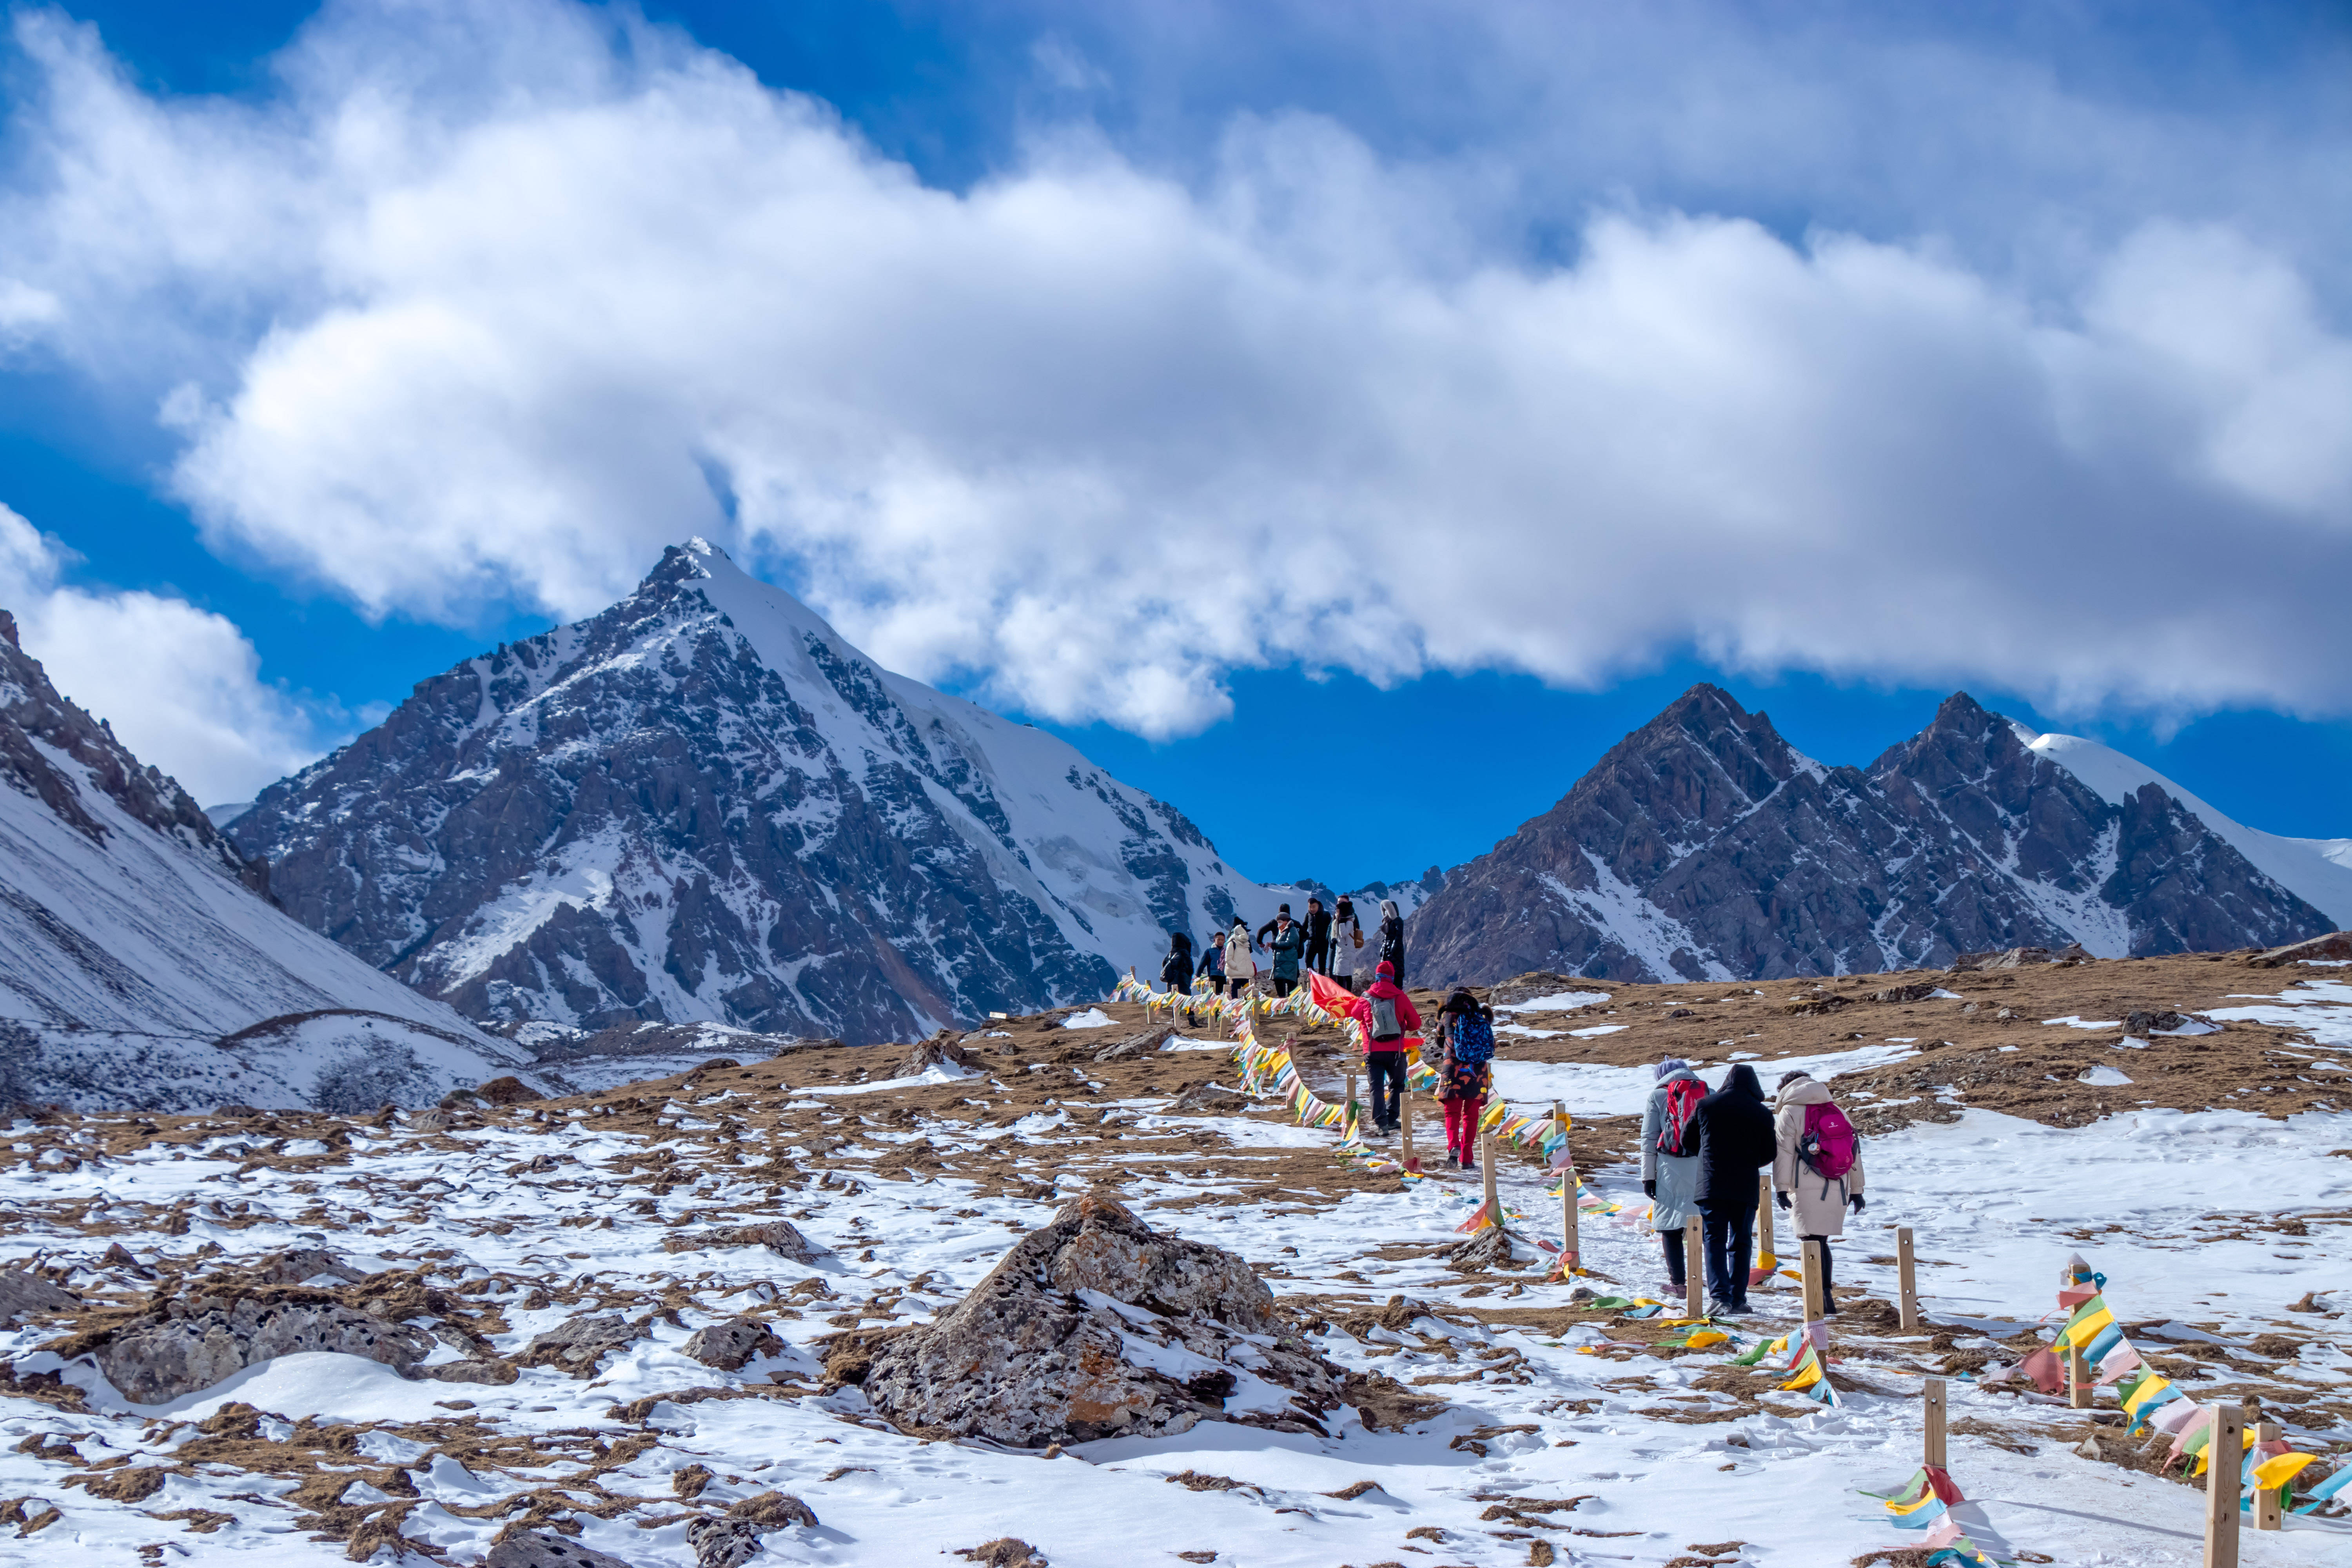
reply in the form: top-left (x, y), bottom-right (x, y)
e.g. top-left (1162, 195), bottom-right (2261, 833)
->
top-left (0, 0), bottom-right (2348, 890)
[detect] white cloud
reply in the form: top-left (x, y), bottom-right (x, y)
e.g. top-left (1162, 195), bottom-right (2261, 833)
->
top-left (1, 0), bottom-right (2349, 739)
top-left (0, 505), bottom-right (333, 804)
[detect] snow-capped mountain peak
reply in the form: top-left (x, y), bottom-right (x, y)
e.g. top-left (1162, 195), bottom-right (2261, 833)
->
top-left (2016, 724), bottom-right (2352, 928)
top-left (232, 541), bottom-right (1286, 1044)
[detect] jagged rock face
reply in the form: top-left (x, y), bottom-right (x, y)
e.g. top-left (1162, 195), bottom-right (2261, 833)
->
top-left (231, 541), bottom-right (1274, 1045)
top-left (0, 610), bottom-right (265, 896)
top-left (856, 1193), bottom-right (1345, 1447)
top-left (0, 610), bottom-right (524, 1111)
top-left (1410, 685), bottom-right (2333, 986)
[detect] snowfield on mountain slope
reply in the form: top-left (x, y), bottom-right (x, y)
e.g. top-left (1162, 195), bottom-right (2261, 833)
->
top-left (0, 965), bottom-right (2347, 1566)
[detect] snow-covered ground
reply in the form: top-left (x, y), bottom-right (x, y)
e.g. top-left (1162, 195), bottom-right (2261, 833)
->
top-left (3, 979), bottom-right (2348, 1566)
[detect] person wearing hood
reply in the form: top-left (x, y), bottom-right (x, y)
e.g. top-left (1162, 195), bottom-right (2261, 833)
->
top-left (1159, 931), bottom-right (1194, 994)
top-left (1640, 1058), bottom-right (1705, 1295)
top-left (1348, 960), bottom-right (1423, 1136)
top-left (1690, 1063), bottom-right (1776, 1316)
top-left (1224, 920), bottom-right (1258, 998)
top-left (1773, 1070), bottom-right (1867, 1315)
top-left (1376, 898), bottom-right (1406, 985)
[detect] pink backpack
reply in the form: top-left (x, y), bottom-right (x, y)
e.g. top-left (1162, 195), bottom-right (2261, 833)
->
top-left (1797, 1101), bottom-right (1858, 1180)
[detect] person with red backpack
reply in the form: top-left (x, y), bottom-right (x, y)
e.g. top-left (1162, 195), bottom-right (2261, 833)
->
top-left (1347, 960), bottom-right (1422, 1137)
top-left (1640, 1058), bottom-right (1705, 1296)
top-left (1772, 1070), bottom-right (1866, 1315)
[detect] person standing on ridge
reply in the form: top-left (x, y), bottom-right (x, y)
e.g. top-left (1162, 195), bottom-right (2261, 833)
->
top-left (1348, 960), bottom-right (1422, 1136)
top-left (1303, 895), bottom-right (1335, 978)
top-left (1376, 898), bottom-right (1406, 986)
top-left (1261, 907), bottom-right (1304, 997)
top-left (1199, 928), bottom-right (1226, 995)
top-left (1223, 918), bottom-right (1257, 999)
top-left (1773, 1069), bottom-right (1865, 1315)
top-left (1159, 931), bottom-right (1194, 995)
top-left (1435, 987), bottom-right (1494, 1169)
top-left (1331, 895), bottom-right (1363, 991)
top-left (1641, 1058), bottom-right (1705, 1298)
top-left (1690, 1063), bottom-right (1775, 1316)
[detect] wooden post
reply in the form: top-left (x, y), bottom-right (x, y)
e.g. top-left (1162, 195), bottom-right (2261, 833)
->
top-left (1552, 1102), bottom-right (1577, 1269)
top-left (2204, 1404), bottom-right (2243, 1568)
top-left (1480, 1134), bottom-right (1498, 1221)
top-left (1399, 1086), bottom-right (1417, 1171)
top-left (1684, 1217), bottom-right (1704, 1318)
top-left (2068, 1340), bottom-right (2091, 1409)
top-left (1897, 1227), bottom-right (1921, 1331)
top-left (1345, 1071), bottom-right (1358, 1141)
top-left (1801, 1238), bottom-right (1826, 1321)
top-left (1923, 1377), bottom-right (1948, 1470)
top-left (2252, 1421), bottom-right (2282, 1532)
top-left (1756, 1171), bottom-right (1775, 1262)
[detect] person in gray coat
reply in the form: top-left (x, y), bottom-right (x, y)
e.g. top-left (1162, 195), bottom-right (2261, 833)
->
top-left (1640, 1058), bottom-right (1704, 1294)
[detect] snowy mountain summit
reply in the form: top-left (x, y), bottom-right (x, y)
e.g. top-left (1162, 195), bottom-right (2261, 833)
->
top-left (1410, 684), bottom-right (2342, 986)
top-left (231, 540), bottom-right (1278, 1044)
top-left (0, 611), bottom-right (525, 1111)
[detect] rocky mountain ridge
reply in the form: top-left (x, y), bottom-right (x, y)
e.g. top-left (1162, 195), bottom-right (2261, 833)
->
top-left (0, 610), bottom-right (528, 1110)
top-left (230, 540), bottom-right (1289, 1045)
top-left (1407, 684), bottom-right (2339, 987)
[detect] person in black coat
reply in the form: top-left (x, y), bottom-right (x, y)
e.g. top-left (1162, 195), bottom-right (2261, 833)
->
top-left (1302, 896), bottom-right (1335, 976)
top-left (1376, 898), bottom-right (1405, 985)
top-left (1159, 931), bottom-right (1194, 992)
top-left (1690, 1063), bottom-right (1776, 1316)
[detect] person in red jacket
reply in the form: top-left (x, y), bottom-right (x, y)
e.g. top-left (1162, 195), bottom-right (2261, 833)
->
top-left (1347, 960), bottom-right (1421, 1135)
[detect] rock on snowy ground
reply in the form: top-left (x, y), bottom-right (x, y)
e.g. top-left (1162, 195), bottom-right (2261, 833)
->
top-left (0, 953), bottom-right (2344, 1565)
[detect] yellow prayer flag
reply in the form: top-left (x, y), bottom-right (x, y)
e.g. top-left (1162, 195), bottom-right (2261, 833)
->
top-left (2062, 1306), bottom-right (2114, 1348)
top-left (2250, 1452), bottom-right (2318, 1491)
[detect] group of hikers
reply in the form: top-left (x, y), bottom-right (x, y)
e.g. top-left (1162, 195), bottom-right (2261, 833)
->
top-left (1154, 908), bottom-right (1867, 1317)
top-left (1643, 1058), bottom-right (1864, 1318)
top-left (1156, 894), bottom-right (1408, 1000)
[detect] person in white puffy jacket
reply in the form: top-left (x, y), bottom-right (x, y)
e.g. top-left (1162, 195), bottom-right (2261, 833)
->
top-left (1773, 1071), bottom-right (1867, 1314)
top-left (1223, 920), bottom-right (1256, 997)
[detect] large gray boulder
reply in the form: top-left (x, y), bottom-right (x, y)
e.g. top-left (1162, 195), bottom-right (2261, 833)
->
top-left (484, 1532), bottom-right (636, 1568)
top-left (95, 1296), bottom-right (432, 1404)
top-left (682, 1317), bottom-right (784, 1372)
top-left (852, 1193), bottom-right (1347, 1448)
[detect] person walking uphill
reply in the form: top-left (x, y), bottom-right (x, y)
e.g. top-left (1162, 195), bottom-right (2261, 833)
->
top-left (1690, 1063), bottom-right (1775, 1316)
top-left (1259, 907), bottom-right (1305, 998)
top-left (1436, 987), bottom-right (1495, 1169)
top-left (1348, 960), bottom-right (1422, 1136)
top-left (1376, 898), bottom-right (1406, 986)
top-left (1641, 1058), bottom-right (1705, 1296)
top-left (1773, 1070), bottom-right (1866, 1315)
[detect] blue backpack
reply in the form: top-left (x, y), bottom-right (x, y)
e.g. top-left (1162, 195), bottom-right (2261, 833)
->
top-left (1451, 1009), bottom-right (1494, 1065)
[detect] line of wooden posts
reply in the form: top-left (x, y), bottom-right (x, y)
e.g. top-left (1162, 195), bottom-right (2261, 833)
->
top-left (1331, 1069), bottom-right (2283, 1560)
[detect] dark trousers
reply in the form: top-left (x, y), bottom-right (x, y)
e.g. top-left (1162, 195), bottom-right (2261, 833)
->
top-left (1700, 1200), bottom-right (1756, 1309)
top-left (1803, 1234), bottom-right (1837, 1308)
top-left (1659, 1231), bottom-right (1685, 1287)
top-left (1266, 975), bottom-right (1295, 997)
top-left (1365, 1051), bottom-right (1404, 1129)
top-left (1307, 941), bottom-right (1332, 975)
